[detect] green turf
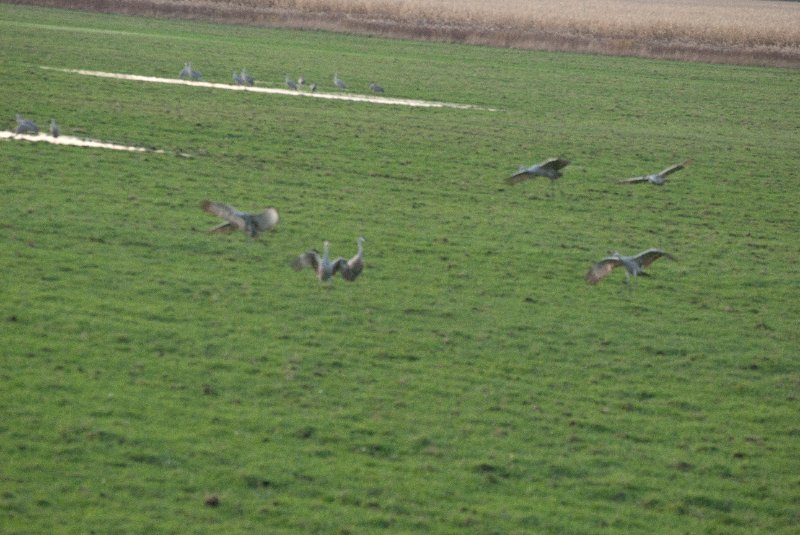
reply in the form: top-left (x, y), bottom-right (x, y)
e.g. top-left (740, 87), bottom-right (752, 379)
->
top-left (1, 4), bottom-right (799, 534)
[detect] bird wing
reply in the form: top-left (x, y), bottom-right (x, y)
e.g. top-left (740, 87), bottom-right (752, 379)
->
top-left (616, 175), bottom-right (650, 184)
top-left (506, 170), bottom-right (532, 185)
top-left (634, 248), bottom-right (675, 268)
top-left (207, 221), bottom-right (238, 234)
top-left (540, 158), bottom-right (570, 171)
top-left (659, 159), bottom-right (692, 177)
top-left (331, 257), bottom-right (347, 276)
top-left (201, 200), bottom-right (246, 230)
top-left (585, 257), bottom-right (622, 284)
top-left (254, 208), bottom-right (279, 232)
top-left (292, 250), bottom-right (319, 272)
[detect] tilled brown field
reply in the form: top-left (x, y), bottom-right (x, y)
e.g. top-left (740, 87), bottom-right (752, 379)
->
top-left (7, 0), bottom-right (800, 66)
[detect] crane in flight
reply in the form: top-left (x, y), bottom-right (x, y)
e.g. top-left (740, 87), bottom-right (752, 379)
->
top-left (585, 248), bottom-right (676, 285)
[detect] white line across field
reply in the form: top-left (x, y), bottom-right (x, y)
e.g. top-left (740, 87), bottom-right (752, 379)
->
top-left (0, 131), bottom-right (166, 153)
top-left (40, 66), bottom-right (496, 111)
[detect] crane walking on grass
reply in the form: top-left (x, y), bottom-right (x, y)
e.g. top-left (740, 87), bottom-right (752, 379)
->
top-left (201, 200), bottom-right (279, 238)
top-left (585, 249), bottom-right (676, 286)
top-left (49, 119), bottom-right (60, 138)
top-left (292, 241), bottom-right (348, 283)
top-left (334, 73), bottom-right (347, 90)
top-left (179, 62), bottom-right (201, 80)
top-left (616, 160), bottom-right (692, 186)
top-left (15, 114), bottom-right (39, 134)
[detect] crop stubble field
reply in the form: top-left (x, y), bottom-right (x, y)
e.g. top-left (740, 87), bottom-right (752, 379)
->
top-left (6, 0), bottom-right (800, 67)
top-left (1, 3), bottom-right (799, 534)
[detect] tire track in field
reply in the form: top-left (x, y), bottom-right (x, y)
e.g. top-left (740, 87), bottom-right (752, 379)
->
top-left (0, 131), bottom-right (171, 154)
top-left (40, 66), bottom-right (497, 111)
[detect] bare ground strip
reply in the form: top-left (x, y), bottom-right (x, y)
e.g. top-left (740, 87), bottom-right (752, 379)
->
top-left (39, 66), bottom-right (496, 111)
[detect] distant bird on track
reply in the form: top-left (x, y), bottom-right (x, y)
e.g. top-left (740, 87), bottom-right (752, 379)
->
top-left (292, 241), bottom-right (348, 283)
top-left (333, 72), bottom-right (347, 90)
top-left (241, 69), bottom-right (254, 86)
top-left (310, 83), bottom-right (318, 93)
top-left (341, 237), bottom-right (365, 282)
top-left (616, 160), bottom-right (692, 186)
top-left (232, 71), bottom-right (244, 85)
top-left (201, 200), bottom-right (279, 238)
top-left (585, 248), bottom-right (676, 285)
top-left (49, 118), bottom-right (60, 137)
top-left (297, 75), bottom-right (305, 86)
top-left (506, 158), bottom-right (570, 186)
top-left (180, 62), bottom-right (202, 80)
top-left (179, 63), bottom-right (192, 79)
top-left (285, 76), bottom-right (298, 90)
top-left (369, 82), bottom-right (384, 93)
top-left (15, 114), bottom-right (38, 134)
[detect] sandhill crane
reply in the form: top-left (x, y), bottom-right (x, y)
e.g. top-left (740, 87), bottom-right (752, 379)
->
top-left (292, 241), bottom-right (348, 282)
top-left (15, 114), bottom-right (39, 134)
top-left (201, 200), bottom-right (279, 238)
top-left (190, 65), bottom-right (203, 80)
top-left (585, 248), bottom-right (676, 285)
top-left (333, 73), bottom-right (346, 90)
top-left (369, 82), bottom-right (384, 93)
top-left (310, 83), bottom-right (317, 93)
top-left (179, 62), bottom-right (192, 79)
top-left (241, 69), bottom-right (254, 86)
top-left (49, 119), bottom-right (60, 138)
top-left (285, 76), bottom-right (298, 90)
top-left (506, 158), bottom-right (570, 185)
top-left (297, 76), bottom-right (305, 86)
top-left (617, 160), bottom-right (692, 186)
top-left (232, 71), bottom-right (244, 85)
top-left (341, 237), bottom-right (365, 282)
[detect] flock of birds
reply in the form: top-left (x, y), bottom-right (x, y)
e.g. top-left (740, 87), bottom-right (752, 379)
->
top-left (197, 154), bottom-right (690, 287)
top-left (12, 62), bottom-right (689, 289)
top-left (505, 157), bottom-right (690, 285)
top-left (200, 200), bottom-right (365, 284)
top-left (181, 62), bottom-right (385, 94)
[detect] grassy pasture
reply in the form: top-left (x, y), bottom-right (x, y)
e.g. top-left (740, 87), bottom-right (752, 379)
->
top-left (2, 4), bottom-right (800, 533)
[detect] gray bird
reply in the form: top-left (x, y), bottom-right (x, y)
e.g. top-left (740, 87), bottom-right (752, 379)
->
top-left (292, 241), bottom-right (348, 282)
top-left (241, 69), bottom-right (254, 86)
top-left (179, 62), bottom-right (192, 79)
top-left (297, 75), bottom-right (305, 86)
top-left (369, 82), bottom-right (384, 93)
top-left (232, 71), bottom-right (244, 85)
top-left (15, 114), bottom-right (39, 134)
top-left (190, 65), bottom-right (203, 80)
top-left (506, 158), bottom-right (571, 185)
top-left (333, 73), bottom-right (346, 90)
top-left (201, 200), bottom-right (279, 238)
top-left (585, 249), bottom-right (676, 285)
top-left (49, 118), bottom-right (60, 138)
top-left (310, 83), bottom-right (317, 93)
top-left (341, 237), bottom-right (365, 282)
top-left (285, 76), bottom-right (298, 90)
top-left (616, 160), bottom-right (692, 186)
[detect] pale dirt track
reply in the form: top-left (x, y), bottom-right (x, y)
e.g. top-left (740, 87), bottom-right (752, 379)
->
top-left (40, 66), bottom-right (496, 111)
top-left (0, 130), bottom-right (167, 153)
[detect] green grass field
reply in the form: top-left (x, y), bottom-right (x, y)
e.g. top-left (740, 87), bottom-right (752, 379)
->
top-left (1, 4), bottom-right (799, 533)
